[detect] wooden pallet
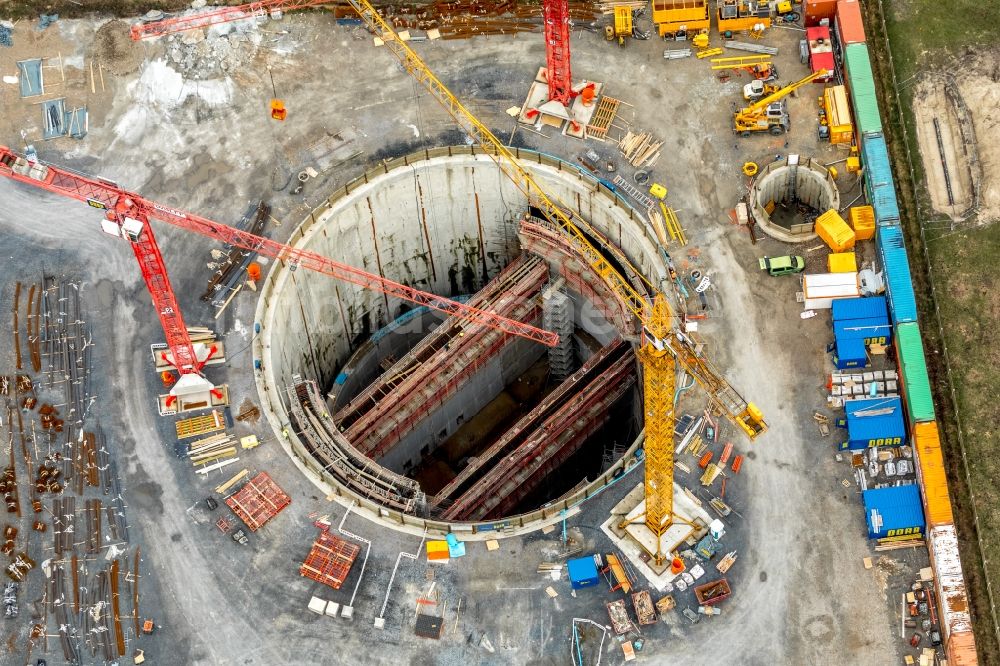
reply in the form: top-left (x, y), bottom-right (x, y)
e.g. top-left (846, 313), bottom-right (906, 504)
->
top-left (586, 96), bottom-right (620, 140)
top-left (175, 410), bottom-right (225, 439)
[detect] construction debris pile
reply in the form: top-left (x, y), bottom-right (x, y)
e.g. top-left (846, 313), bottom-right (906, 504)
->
top-left (164, 27), bottom-right (263, 79)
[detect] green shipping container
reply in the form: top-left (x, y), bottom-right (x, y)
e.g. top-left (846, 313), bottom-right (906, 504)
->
top-left (895, 322), bottom-right (936, 424)
top-left (844, 43), bottom-right (883, 136)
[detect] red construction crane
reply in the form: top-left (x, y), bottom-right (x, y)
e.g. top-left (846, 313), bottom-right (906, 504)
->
top-left (0, 147), bottom-right (558, 401)
top-left (129, 0), bottom-right (333, 40)
top-left (542, 0), bottom-right (573, 106)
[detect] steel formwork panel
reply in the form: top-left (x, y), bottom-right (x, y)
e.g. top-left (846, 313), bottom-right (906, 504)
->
top-left (300, 531), bottom-right (361, 590)
top-left (225, 472), bottom-right (291, 531)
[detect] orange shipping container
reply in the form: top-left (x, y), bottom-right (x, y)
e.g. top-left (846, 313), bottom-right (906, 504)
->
top-left (947, 630), bottom-right (979, 666)
top-left (804, 0), bottom-right (837, 26)
top-left (835, 0), bottom-right (866, 45)
top-left (815, 209), bottom-right (856, 252)
top-left (912, 421), bottom-right (954, 527)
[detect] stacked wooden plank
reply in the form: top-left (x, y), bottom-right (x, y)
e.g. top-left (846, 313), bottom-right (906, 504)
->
top-left (618, 131), bottom-right (662, 168)
top-left (597, 0), bottom-right (646, 14)
top-left (175, 410), bottom-right (225, 439)
top-left (186, 434), bottom-right (238, 469)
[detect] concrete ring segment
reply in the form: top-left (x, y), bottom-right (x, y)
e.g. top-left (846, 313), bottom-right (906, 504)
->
top-left (749, 155), bottom-right (840, 243)
top-left (253, 146), bottom-right (669, 539)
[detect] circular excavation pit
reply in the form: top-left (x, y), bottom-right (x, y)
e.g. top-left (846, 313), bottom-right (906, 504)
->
top-left (255, 147), bottom-right (670, 534)
top-left (749, 155), bottom-right (840, 242)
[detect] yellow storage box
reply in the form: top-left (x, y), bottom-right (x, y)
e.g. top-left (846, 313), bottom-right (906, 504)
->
top-left (815, 209), bottom-right (856, 252)
top-left (828, 252), bottom-right (858, 273)
top-left (849, 205), bottom-right (875, 240)
top-left (426, 540), bottom-right (450, 561)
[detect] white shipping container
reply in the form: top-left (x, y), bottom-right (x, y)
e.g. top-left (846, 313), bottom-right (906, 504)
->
top-left (928, 525), bottom-right (973, 641)
top-left (801, 272), bottom-right (861, 309)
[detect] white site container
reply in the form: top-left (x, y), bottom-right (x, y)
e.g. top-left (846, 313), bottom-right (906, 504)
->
top-left (802, 272), bottom-right (861, 309)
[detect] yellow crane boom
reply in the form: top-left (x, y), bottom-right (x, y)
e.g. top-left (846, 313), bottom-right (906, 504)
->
top-left (741, 69), bottom-right (827, 115)
top-left (346, 0), bottom-right (766, 564)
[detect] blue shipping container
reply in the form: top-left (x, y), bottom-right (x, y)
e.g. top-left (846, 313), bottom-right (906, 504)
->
top-left (876, 225), bottom-right (918, 325)
top-left (861, 134), bottom-right (901, 225)
top-left (834, 337), bottom-right (867, 369)
top-left (834, 317), bottom-right (891, 344)
top-left (832, 296), bottom-right (889, 322)
top-left (567, 556), bottom-right (600, 590)
top-left (862, 484), bottom-right (925, 540)
top-left (845, 396), bottom-right (906, 449)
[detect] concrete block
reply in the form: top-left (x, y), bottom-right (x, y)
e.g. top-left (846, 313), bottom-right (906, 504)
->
top-left (325, 602), bottom-right (340, 617)
top-left (341, 605), bottom-right (354, 620)
top-left (374, 617), bottom-right (386, 629)
top-left (308, 596), bottom-right (328, 615)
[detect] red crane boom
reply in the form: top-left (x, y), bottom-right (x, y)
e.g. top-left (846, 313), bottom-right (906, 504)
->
top-left (542, 0), bottom-right (573, 106)
top-left (129, 0), bottom-right (333, 40)
top-left (0, 147), bottom-right (558, 385)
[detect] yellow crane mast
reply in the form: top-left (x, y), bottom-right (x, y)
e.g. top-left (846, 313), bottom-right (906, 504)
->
top-left (346, 0), bottom-right (766, 564)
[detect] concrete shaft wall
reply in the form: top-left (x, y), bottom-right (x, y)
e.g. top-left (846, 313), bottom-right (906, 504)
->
top-left (254, 146), bottom-right (667, 532)
top-left (750, 155), bottom-right (840, 241)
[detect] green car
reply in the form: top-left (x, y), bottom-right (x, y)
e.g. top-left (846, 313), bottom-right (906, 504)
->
top-left (759, 255), bottom-right (805, 276)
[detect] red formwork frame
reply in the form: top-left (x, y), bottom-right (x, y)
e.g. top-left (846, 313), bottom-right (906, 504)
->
top-left (300, 531), bottom-right (361, 590)
top-left (225, 472), bottom-right (291, 531)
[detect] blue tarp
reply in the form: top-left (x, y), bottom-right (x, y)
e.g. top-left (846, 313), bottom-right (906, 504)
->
top-left (17, 59), bottom-right (43, 98)
top-left (832, 296), bottom-right (888, 322)
top-left (862, 484), bottom-right (925, 539)
top-left (41, 98), bottom-right (66, 140)
top-left (845, 396), bottom-right (906, 449)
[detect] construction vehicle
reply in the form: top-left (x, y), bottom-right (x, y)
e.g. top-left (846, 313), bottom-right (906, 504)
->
top-left (607, 6), bottom-right (633, 46)
top-left (92, 0), bottom-right (766, 569)
top-left (733, 69), bottom-right (827, 136)
top-left (742, 79), bottom-right (779, 101)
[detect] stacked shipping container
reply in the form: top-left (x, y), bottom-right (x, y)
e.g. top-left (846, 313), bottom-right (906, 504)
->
top-left (834, 2), bottom-right (978, 660)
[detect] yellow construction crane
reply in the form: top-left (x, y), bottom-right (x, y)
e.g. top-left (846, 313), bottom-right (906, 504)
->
top-left (345, 0), bottom-right (766, 565)
top-left (734, 69), bottom-right (827, 137)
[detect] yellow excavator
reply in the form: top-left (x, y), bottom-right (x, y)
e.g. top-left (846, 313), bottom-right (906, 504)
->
top-left (734, 69), bottom-right (827, 137)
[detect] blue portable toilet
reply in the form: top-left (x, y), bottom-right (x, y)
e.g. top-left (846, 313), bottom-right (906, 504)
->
top-left (845, 397), bottom-right (906, 449)
top-left (833, 337), bottom-right (867, 369)
top-left (862, 485), bottom-right (925, 541)
top-left (567, 556), bottom-right (600, 590)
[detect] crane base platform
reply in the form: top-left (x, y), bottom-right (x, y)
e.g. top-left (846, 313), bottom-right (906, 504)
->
top-left (600, 481), bottom-right (715, 592)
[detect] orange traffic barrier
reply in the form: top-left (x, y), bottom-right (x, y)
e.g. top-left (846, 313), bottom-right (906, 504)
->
top-left (698, 451), bottom-right (713, 469)
top-left (731, 455), bottom-right (744, 474)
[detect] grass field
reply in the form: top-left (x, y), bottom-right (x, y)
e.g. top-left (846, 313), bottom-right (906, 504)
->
top-left (872, 0), bottom-right (1000, 663)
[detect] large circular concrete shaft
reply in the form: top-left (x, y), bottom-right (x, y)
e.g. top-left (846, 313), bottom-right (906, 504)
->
top-left (253, 147), bottom-right (668, 535)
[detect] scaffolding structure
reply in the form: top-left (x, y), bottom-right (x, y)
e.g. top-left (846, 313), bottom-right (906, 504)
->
top-left (338, 255), bottom-right (550, 460)
top-left (288, 379), bottom-right (423, 513)
top-left (300, 530), bottom-right (361, 590)
top-left (438, 337), bottom-right (635, 520)
top-left (225, 472), bottom-right (291, 531)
